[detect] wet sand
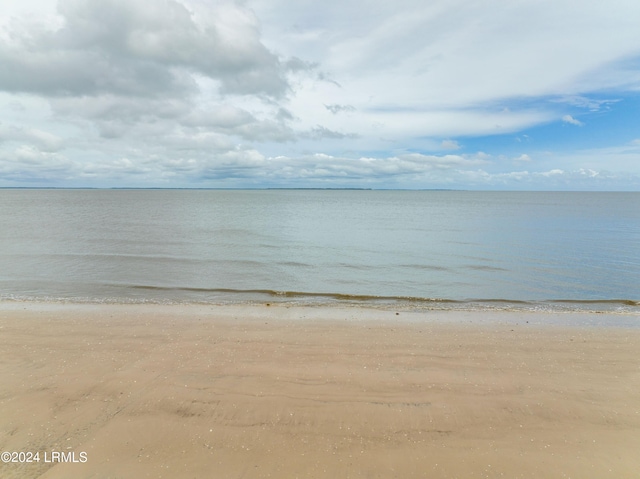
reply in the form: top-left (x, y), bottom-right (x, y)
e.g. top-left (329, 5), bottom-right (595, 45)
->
top-left (1, 303), bottom-right (639, 478)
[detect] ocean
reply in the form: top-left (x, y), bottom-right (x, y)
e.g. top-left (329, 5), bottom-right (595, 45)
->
top-left (1, 189), bottom-right (638, 313)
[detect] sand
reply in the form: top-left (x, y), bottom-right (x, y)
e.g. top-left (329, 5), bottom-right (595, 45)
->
top-left (1, 302), bottom-right (639, 479)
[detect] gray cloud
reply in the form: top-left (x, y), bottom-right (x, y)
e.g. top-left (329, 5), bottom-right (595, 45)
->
top-left (0, 0), bottom-right (315, 173)
top-left (0, 147), bottom-right (75, 183)
top-left (324, 104), bottom-right (356, 114)
top-left (0, 0), bottom-right (290, 98)
top-left (0, 122), bottom-right (64, 151)
top-left (51, 94), bottom-right (192, 123)
top-left (304, 126), bottom-right (358, 140)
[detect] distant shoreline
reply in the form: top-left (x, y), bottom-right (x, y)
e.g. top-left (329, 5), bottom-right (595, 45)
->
top-left (1, 186), bottom-right (459, 190)
top-left (3, 187), bottom-right (639, 193)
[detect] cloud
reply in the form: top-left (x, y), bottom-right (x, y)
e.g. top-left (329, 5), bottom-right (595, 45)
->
top-left (440, 140), bottom-right (460, 150)
top-left (0, 0), bottom-right (291, 98)
top-left (2, 138), bottom-right (639, 189)
top-left (0, 146), bottom-right (488, 186)
top-left (254, 0), bottom-right (640, 104)
top-left (324, 104), bottom-right (356, 114)
top-left (0, 122), bottom-right (64, 151)
top-left (562, 115), bottom-right (583, 126)
top-left (0, 146), bottom-right (75, 183)
top-left (304, 126), bottom-right (358, 140)
top-left (1, 0), bottom-right (640, 189)
top-left (553, 95), bottom-right (619, 111)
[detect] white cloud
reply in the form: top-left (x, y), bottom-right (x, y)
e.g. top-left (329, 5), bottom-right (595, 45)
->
top-left (0, 147), bottom-right (487, 186)
top-left (441, 140), bottom-right (460, 150)
top-left (553, 95), bottom-right (619, 111)
top-left (252, 0), bottom-right (640, 102)
top-left (2, 139), bottom-right (639, 189)
top-left (562, 115), bottom-right (583, 126)
top-left (541, 169), bottom-right (564, 176)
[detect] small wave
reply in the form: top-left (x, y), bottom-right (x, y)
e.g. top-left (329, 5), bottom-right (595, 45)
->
top-left (399, 264), bottom-right (450, 271)
top-left (465, 265), bottom-right (509, 272)
top-left (128, 285), bottom-right (458, 303)
top-left (279, 261), bottom-right (313, 268)
top-left (2, 287), bottom-right (638, 315)
top-left (546, 299), bottom-right (640, 307)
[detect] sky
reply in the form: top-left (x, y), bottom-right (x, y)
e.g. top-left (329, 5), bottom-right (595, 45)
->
top-left (1, 0), bottom-right (640, 190)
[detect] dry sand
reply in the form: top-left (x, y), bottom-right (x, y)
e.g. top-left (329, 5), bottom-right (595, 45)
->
top-left (1, 302), bottom-right (639, 479)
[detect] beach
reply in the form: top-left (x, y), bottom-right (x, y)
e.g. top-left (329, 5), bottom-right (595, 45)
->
top-left (1, 303), bottom-right (639, 479)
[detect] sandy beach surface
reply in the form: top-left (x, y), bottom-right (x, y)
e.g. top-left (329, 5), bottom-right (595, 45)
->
top-left (1, 302), bottom-right (639, 479)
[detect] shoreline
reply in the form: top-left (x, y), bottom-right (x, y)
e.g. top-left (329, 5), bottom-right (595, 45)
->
top-left (1, 303), bottom-right (639, 478)
top-left (2, 298), bottom-right (639, 323)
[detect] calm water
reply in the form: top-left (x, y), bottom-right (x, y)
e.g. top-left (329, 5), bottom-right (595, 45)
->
top-left (1, 189), bottom-right (639, 312)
